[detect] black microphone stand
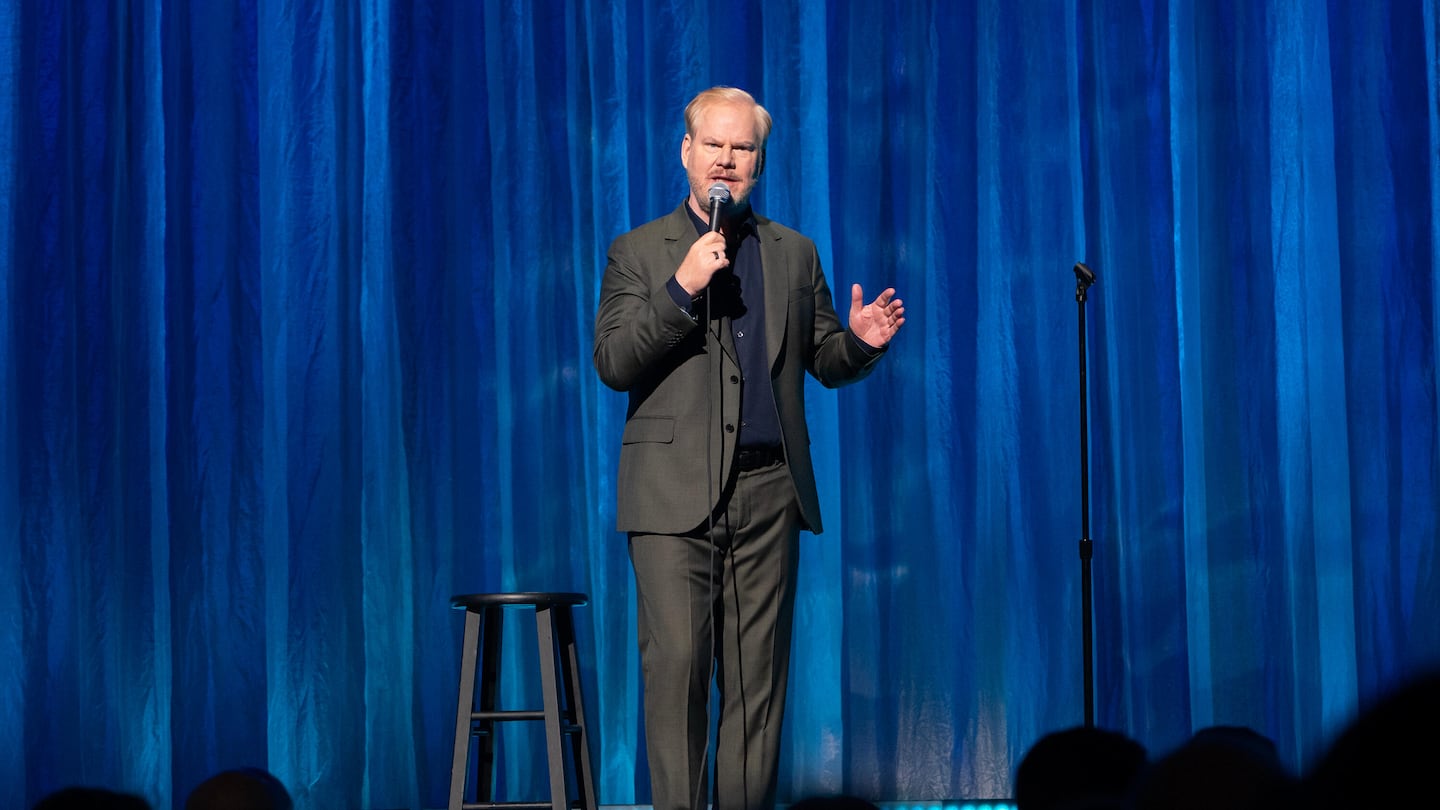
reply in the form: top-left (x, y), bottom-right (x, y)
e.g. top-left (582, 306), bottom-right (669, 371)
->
top-left (1073, 261), bottom-right (1097, 728)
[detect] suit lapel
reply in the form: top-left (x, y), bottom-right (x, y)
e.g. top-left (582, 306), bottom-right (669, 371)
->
top-left (758, 218), bottom-right (790, 371)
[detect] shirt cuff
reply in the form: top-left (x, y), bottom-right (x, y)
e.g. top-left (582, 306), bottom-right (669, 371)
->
top-left (849, 329), bottom-right (884, 356)
top-left (666, 276), bottom-right (697, 317)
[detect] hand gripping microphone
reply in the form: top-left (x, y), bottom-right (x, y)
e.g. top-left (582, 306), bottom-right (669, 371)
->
top-left (707, 182), bottom-right (731, 233)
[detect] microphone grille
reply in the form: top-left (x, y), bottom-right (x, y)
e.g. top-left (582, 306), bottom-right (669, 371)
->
top-left (708, 182), bottom-right (731, 203)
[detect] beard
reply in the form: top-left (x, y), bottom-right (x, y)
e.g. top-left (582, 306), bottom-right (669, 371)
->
top-left (688, 174), bottom-right (756, 213)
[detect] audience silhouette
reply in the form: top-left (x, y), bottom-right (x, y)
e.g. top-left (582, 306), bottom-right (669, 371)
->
top-left (1127, 724), bottom-right (1299, 810)
top-left (1300, 667), bottom-right (1440, 809)
top-left (31, 787), bottom-right (152, 810)
top-left (1010, 673), bottom-right (1440, 810)
top-left (1013, 725), bottom-right (1148, 810)
top-left (788, 795), bottom-right (882, 810)
top-left (183, 767), bottom-right (293, 810)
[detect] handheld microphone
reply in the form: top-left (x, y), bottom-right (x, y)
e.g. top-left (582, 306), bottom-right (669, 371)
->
top-left (707, 182), bottom-right (731, 233)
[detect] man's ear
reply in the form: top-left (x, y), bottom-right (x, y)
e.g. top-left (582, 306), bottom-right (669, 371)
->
top-left (681, 133), bottom-right (692, 166)
top-left (757, 148), bottom-right (766, 177)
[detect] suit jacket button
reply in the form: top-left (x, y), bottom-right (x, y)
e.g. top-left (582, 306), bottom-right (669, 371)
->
top-left (725, 424), bottom-right (735, 433)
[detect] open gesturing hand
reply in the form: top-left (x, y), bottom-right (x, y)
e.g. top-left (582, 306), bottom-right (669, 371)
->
top-left (849, 285), bottom-right (906, 348)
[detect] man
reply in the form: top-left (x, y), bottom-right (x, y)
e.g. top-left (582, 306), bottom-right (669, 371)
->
top-left (593, 86), bottom-right (905, 810)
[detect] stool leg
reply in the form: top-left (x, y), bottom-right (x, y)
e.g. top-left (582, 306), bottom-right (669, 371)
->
top-left (556, 605), bottom-right (597, 810)
top-left (535, 605), bottom-right (569, 810)
top-left (476, 607), bottom-right (504, 804)
top-left (449, 609), bottom-right (482, 810)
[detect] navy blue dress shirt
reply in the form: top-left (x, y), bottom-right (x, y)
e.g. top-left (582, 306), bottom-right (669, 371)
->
top-left (667, 202), bottom-right (782, 450)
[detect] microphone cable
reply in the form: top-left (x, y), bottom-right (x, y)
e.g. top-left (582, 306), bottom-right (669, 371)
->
top-left (695, 275), bottom-right (718, 810)
top-left (693, 182), bottom-right (729, 810)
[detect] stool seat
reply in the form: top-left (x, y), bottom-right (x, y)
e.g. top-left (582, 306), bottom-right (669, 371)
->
top-left (448, 591), bottom-right (596, 810)
top-left (452, 592), bottom-right (588, 608)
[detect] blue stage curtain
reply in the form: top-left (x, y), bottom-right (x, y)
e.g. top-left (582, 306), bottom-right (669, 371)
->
top-left (2, 1), bottom-right (1437, 808)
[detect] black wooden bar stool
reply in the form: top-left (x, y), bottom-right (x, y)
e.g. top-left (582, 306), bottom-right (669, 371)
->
top-left (448, 592), bottom-right (597, 810)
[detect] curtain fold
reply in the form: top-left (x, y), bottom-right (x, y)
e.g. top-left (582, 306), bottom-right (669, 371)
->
top-left (2, 2), bottom-right (1438, 809)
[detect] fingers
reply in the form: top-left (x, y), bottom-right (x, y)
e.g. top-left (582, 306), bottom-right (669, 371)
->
top-left (853, 286), bottom-right (906, 318)
top-left (676, 235), bottom-right (730, 296)
top-left (695, 234), bottom-right (728, 267)
top-left (871, 288), bottom-right (905, 334)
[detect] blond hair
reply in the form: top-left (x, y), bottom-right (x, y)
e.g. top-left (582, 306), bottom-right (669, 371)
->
top-left (683, 86), bottom-right (773, 145)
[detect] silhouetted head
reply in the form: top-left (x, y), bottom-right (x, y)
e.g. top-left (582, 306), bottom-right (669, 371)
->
top-left (184, 768), bottom-right (292, 810)
top-left (1014, 725), bottom-right (1148, 810)
top-left (1301, 669), bottom-right (1440, 809)
top-left (1129, 726), bottom-right (1298, 810)
top-left (1189, 725), bottom-right (1282, 764)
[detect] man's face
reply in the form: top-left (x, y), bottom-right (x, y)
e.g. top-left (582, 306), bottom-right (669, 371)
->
top-left (681, 101), bottom-right (764, 217)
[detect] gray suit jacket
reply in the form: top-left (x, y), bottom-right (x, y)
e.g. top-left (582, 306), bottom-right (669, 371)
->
top-left (594, 203), bottom-right (885, 535)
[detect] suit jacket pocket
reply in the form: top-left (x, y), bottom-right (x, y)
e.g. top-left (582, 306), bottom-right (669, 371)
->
top-left (621, 415), bottom-right (675, 445)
